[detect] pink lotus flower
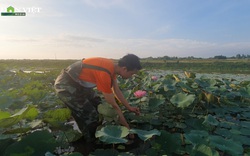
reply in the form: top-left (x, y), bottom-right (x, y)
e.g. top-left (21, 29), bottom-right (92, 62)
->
top-left (151, 76), bottom-right (158, 81)
top-left (134, 90), bottom-right (147, 98)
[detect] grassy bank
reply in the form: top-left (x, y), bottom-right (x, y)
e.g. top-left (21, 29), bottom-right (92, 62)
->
top-left (0, 58), bottom-right (249, 74)
top-left (141, 58), bottom-right (250, 74)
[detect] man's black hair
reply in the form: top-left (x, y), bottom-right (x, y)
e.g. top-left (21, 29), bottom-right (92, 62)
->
top-left (118, 54), bottom-right (142, 71)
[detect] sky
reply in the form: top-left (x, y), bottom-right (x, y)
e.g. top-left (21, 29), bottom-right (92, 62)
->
top-left (0, 0), bottom-right (250, 59)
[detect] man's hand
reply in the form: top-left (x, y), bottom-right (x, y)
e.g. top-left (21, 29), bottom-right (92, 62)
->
top-left (128, 106), bottom-right (140, 115)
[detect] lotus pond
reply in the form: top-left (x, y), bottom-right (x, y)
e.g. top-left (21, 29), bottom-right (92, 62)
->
top-left (0, 68), bottom-right (250, 156)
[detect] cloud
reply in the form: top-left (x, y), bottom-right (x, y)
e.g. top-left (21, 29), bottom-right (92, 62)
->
top-left (149, 26), bottom-right (171, 37)
top-left (81, 0), bottom-right (126, 8)
top-left (57, 34), bottom-right (105, 43)
top-left (1, 34), bottom-right (250, 59)
top-left (0, 36), bottom-right (40, 43)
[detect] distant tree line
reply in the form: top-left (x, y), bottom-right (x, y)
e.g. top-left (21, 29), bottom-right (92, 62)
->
top-left (142, 54), bottom-right (250, 60)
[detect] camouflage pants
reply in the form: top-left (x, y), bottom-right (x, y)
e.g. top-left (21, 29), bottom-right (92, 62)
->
top-left (54, 70), bottom-right (101, 140)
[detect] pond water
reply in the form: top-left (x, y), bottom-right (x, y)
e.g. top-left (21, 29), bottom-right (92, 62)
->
top-left (147, 69), bottom-right (250, 81)
top-left (10, 70), bottom-right (49, 74)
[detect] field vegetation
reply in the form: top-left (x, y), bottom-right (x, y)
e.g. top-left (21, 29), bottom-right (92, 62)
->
top-left (0, 56), bottom-right (249, 74)
top-left (0, 56), bottom-right (249, 156)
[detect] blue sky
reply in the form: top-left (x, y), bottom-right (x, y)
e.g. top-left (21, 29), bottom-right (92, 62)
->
top-left (0, 0), bottom-right (250, 59)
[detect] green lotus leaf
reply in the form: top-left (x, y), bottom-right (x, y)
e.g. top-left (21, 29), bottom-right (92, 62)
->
top-left (4, 130), bottom-right (60, 156)
top-left (240, 128), bottom-right (250, 136)
top-left (98, 103), bottom-right (118, 122)
top-left (152, 83), bottom-right (162, 91)
top-left (195, 79), bottom-right (210, 88)
top-left (170, 93), bottom-right (195, 108)
top-left (177, 82), bottom-right (195, 93)
top-left (95, 125), bottom-right (129, 144)
top-left (0, 105), bottom-right (39, 128)
top-left (44, 108), bottom-right (71, 122)
top-left (150, 118), bottom-right (162, 126)
top-left (122, 90), bottom-right (131, 99)
top-left (89, 149), bottom-right (119, 156)
top-left (175, 122), bottom-right (187, 129)
top-left (193, 144), bottom-right (219, 156)
top-left (0, 138), bottom-right (15, 155)
top-left (209, 135), bottom-right (243, 155)
top-left (58, 129), bottom-right (82, 143)
top-left (3, 127), bottom-right (31, 134)
top-left (0, 110), bottom-right (11, 120)
top-left (184, 130), bottom-right (209, 145)
top-left (203, 114), bottom-right (219, 126)
top-left (241, 111), bottom-right (250, 118)
top-left (129, 128), bottom-right (161, 141)
top-left (231, 134), bottom-right (250, 146)
top-left (184, 71), bottom-right (196, 79)
top-left (214, 128), bottom-right (232, 138)
top-left (148, 98), bottom-right (165, 109)
top-left (140, 96), bottom-right (148, 102)
top-left (205, 79), bottom-right (217, 87)
top-left (23, 106), bottom-right (39, 120)
top-left (29, 120), bottom-right (43, 128)
top-left (0, 95), bottom-right (14, 110)
top-left (152, 130), bottom-right (182, 154)
top-left (241, 121), bottom-right (250, 128)
top-left (0, 116), bottom-right (19, 128)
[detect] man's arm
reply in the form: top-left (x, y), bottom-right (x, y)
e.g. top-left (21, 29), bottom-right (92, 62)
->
top-left (112, 80), bottom-right (140, 115)
top-left (102, 92), bottom-right (130, 129)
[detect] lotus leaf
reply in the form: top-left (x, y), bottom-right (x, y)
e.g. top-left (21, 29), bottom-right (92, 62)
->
top-left (29, 119), bottom-right (43, 128)
top-left (129, 128), bottom-right (161, 141)
top-left (95, 125), bottom-right (129, 144)
top-left (3, 127), bottom-right (31, 134)
top-left (0, 110), bottom-right (11, 120)
top-left (193, 144), bottom-right (219, 156)
top-left (240, 128), bottom-right (250, 136)
top-left (170, 93), bottom-right (195, 108)
top-left (206, 79), bottom-right (217, 86)
top-left (184, 130), bottom-right (208, 145)
top-left (0, 96), bottom-right (14, 110)
top-left (203, 114), bottom-right (219, 126)
top-left (140, 96), bottom-right (148, 102)
top-left (89, 149), bottom-right (119, 156)
top-left (98, 103), bottom-right (118, 122)
top-left (185, 118), bottom-right (207, 130)
top-left (0, 116), bottom-right (20, 128)
top-left (231, 134), bottom-right (250, 146)
top-left (0, 105), bottom-right (38, 128)
top-left (0, 138), bottom-right (15, 155)
top-left (4, 130), bottom-right (60, 156)
top-left (184, 71), bottom-right (196, 79)
top-left (239, 120), bottom-right (249, 128)
top-left (150, 118), bottom-right (162, 126)
top-left (177, 82), bottom-right (195, 93)
top-left (195, 79), bottom-right (210, 88)
top-left (214, 128), bottom-right (232, 138)
top-left (44, 108), bottom-right (71, 122)
top-left (152, 83), bottom-right (162, 91)
top-left (173, 74), bottom-right (181, 82)
top-left (209, 135), bottom-right (243, 155)
top-left (241, 111), bottom-right (250, 118)
top-left (148, 98), bottom-right (165, 109)
top-left (152, 130), bottom-right (182, 155)
top-left (175, 122), bottom-right (187, 129)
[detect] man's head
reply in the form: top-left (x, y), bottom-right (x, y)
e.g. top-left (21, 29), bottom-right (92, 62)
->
top-left (117, 54), bottom-right (142, 79)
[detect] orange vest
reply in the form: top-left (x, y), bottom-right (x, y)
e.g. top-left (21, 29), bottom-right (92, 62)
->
top-left (78, 57), bottom-right (116, 93)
